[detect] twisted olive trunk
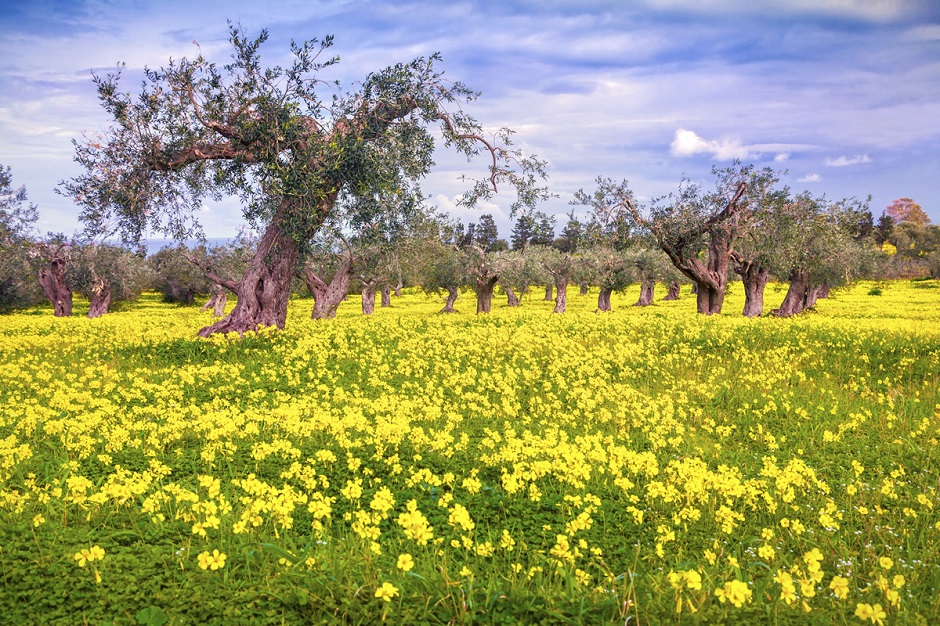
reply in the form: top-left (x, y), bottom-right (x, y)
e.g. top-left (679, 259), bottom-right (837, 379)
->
top-left (87, 284), bottom-right (111, 319)
top-left (504, 285), bottom-right (520, 307)
top-left (380, 284), bottom-right (392, 307)
top-left (597, 287), bottom-right (613, 312)
top-left (634, 280), bottom-right (655, 306)
top-left (201, 289), bottom-right (228, 317)
top-left (738, 262), bottom-right (770, 318)
top-left (775, 268), bottom-right (809, 317)
top-left (544, 284), bottom-right (553, 301)
top-left (38, 256), bottom-right (72, 317)
top-left (552, 278), bottom-right (568, 313)
top-left (476, 276), bottom-right (498, 314)
top-left (304, 257), bottom-right (353, 320)
top-left (361, 282), bottom-right (377, 315)
top-left (197, 209), bottom-right (300, 337)
top-left (663, 281), bottom-right (680, 301)
top-left (804, 284), bottom-right (823, 310)
top-left (440, 286), bottom-right (459, 313)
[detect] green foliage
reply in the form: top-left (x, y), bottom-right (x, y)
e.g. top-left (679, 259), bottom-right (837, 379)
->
top-left (67, 242), bottom-right (151, 308)
top-left (0, 164), bottom-right (44, 313)
top-left (61, 24), bottom-right (550, 259)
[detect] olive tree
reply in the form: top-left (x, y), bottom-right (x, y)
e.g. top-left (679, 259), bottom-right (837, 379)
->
top-left (149, 245), bottom-right (213, 304)
top-left (770, 193), bottom-right (873, 317)
top-left (0, 165), bottom-right (44, 313)
top-left (67, 242), bottom-right (150, 318)
top-left (62, 25), bottom-right (548, 336)
top-left (497, 249), bottom-right (548, 306)
top-left (32, 236), bottom-right (73, 317)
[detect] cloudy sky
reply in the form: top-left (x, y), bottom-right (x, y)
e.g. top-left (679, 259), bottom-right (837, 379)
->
top-left (1, 0), bottom-right (938, 240)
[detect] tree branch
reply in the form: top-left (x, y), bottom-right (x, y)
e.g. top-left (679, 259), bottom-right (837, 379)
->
top-left (184, 254), bottom-right (239, 292)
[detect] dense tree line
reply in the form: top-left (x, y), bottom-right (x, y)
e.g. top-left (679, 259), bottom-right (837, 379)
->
top-left (1, 26), bottom-right (936, 328)
top-left (2, 153), bottom-right (936, 323)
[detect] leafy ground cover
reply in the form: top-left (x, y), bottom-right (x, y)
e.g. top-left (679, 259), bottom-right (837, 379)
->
top-left (0, 280), bottom-right (938, 624)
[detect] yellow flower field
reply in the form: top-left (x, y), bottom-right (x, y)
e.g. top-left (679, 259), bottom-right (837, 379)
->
top-left (0, 280), bottom-right (938, 624)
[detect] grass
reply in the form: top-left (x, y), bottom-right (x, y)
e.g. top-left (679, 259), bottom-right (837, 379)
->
top-left (0, 279), bottom-right (937, 624)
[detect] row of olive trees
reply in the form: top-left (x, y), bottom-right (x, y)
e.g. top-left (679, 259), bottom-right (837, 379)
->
top-left (3, 152), bottom-right (920, 324)
top-left (572, 162), bottom-right (888, 318)
top-left (6, 26), bottom-right (932, 330)
top-left (2, 165), bottom-right (149, 317)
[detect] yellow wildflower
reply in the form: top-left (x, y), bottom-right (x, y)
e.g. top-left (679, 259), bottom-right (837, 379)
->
top-left (375, 581), bottom-right (398, 602)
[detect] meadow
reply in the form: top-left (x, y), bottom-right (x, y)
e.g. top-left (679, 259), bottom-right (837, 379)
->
top-left (0, 280), bottom-right (938, 624)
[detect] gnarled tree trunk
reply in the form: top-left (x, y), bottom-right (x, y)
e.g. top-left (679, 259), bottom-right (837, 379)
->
top-left (552, 278), bottom-right (568, 313)
top-left (738, 263), bottom-right (770, 318)
top-left (476, 275), bottom-right (498, 314)
top-left (644, 182), bottom-right (746, 316)
top-left (361, 282), bottom-right (377, 315)
top-left (380, 284), bottom-right (392, 307)
top-left (597, 287), bottom-right (613, 312)
top-left (440, 286), bottom-right (459, 313)
top-left (87, 284), bottom-right (111, 319)
top-left (663, 281), bottom-right (680, 301)
top-left (37, 251), bottom-right (72, 317)
top-left (804, 284), bottom-right (823, 310)
top-left (303, 257), bottom-right (353, 320)
top-left (634, 280), bottom-right (655, 306)
top-left (504, 285), bottom-right (520, 307)
top-left (544, 284), bottom-right (553, 301)
top-left (201, 289), bottom-right (228, 317)
top-left (775, 268), bottom-right (809, 317)
top-left (695, 279), bottom-right (725, 315)
top-left (580, 282), bottom-right (589, 296)
top-left (817, 283), bottom-right (831, 299)
top-left (197, 212), bottom-right (300, 337)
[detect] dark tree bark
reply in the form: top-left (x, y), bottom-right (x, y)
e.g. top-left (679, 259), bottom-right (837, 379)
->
top-left (303, 256), bottom-right (353, 320)
top-left (440, 286), bottom-right (459, 313)
top-left (580, 282), bottom-right (589, 296)
top-left (87, 285), bottom-right (111, 319)
top-left (504, 285), bottom-right (520, 307)
top-left (633, 182), bottom-right (747, 315)
top-left (37, 246), bottom-right (72, 317)
top-left (361, 282), bottom-right (377, 315)
top-left (775, 268), bottom-right (809, 317)
top-left (634, 280), bottom-right (655, 306)
top-left (663, 281), bottom-right (681, 301)
top-left (736, 261), bottom-right (770, 318)
top-left (201, 289), bottom-right (228, 317)
top-left (817, 283), bottom-right (831, 299)
top-left (380, 284), bottom-right (392, 307)
top-left (544, 284), bottom-right (553, 301)
top-left (597, 287), bottom-right (613, 311)
top-left (552, 278), bottom-right (568, 313)
top-left (168, 283), bottom-right (197, 304)
top-left (804, 284), bottom-right (823, 310)
top-left (691, 282), bottom-right (698, 295)
top-left (196, 208), bottom-right (304, 337)
top-left (476, 275), bottom-right (498, 314)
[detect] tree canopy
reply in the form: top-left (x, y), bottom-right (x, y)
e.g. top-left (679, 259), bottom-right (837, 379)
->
top-left (61, 24), bottom-right (549, 335)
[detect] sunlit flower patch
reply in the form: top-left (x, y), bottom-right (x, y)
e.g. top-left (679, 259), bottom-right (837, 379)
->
top-left (0, 280), bottom-right (938, 623)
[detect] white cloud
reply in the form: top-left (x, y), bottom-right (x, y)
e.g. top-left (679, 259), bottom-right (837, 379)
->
top-left (798, 173), bottom-right (822, 182)
top-left (670, 129), bottom-right (751, 160)
top-left (774, 152), bottom-right (790, 163)
top-left (824, 154), bottom-right (872, 167)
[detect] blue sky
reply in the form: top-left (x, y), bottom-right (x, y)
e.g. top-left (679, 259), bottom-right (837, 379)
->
top-left (1, 0), bottom-right (938, 240)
